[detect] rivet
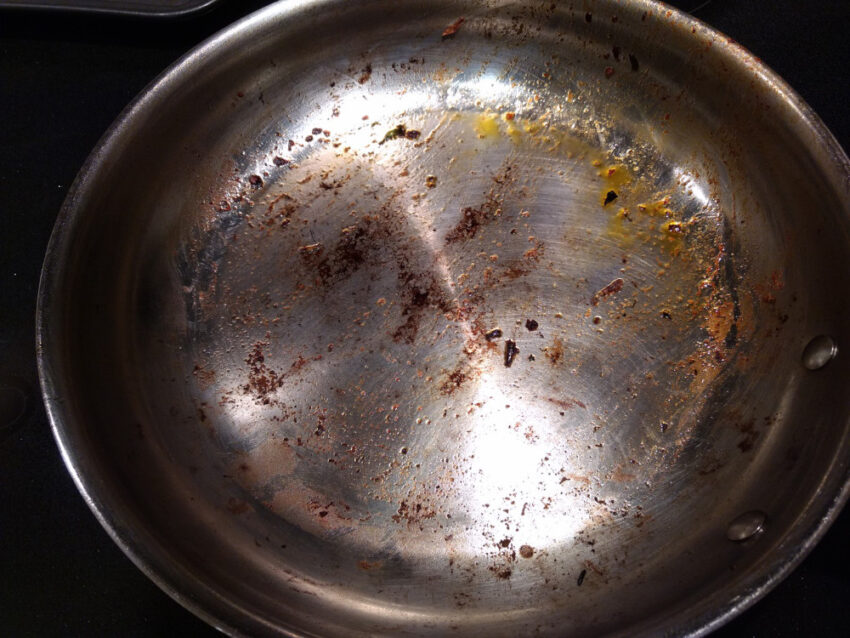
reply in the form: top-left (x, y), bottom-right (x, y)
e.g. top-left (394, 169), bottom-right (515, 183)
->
top-left (727, 510), bottom-right (766, 542)
top-left (802, 335), bottom-right (837, 370)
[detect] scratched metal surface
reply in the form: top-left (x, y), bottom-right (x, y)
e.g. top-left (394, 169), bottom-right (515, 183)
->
top-left (37, 1), bottom-right (850, 636)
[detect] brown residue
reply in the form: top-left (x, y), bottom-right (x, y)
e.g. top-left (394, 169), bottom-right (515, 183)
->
top-left (192, 364), bottom-right (216, 389)
top-left (243, 341), bottom-right (321, 403)
top-left (392, 269), bottom-right (453, 343)
top-left (392, 498), bottom-right (436, 527)
top-left (244, 341), bottom-right (284, 401)
top-left (504, 339), bottom-right (519, 367)
top-left (442, 17), bottom-right (465, 39)
top-left (226, 498), bottom-right (251, 515)
top-left (357, 64), bottom-right (372, 84)
top-left (445, 165), bottom-right (514, 244)
top-left (544, 337), bottom-right (565, 364)
top-left (737, 419), bottom-right (759, 453)
top-left (591, 277), bottom-right (624, 305)
top-left (547, 396), bottom-right (586, 410)
top-left (609, 465), bottom-right (637, 482)
top-left (445, 205), bottom-right (493, 243)
top-left (706, 299), bottom-right (735, 344)
top-left (489, 566), bottom-right (513, 579)
top-left (440, 367), bottom-right (468, 395)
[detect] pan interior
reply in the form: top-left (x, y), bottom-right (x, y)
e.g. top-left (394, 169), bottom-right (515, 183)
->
top-left (43, 2), bottom-right (850, 636)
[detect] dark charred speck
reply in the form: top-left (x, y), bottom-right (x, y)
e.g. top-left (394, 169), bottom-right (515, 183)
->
top-left (604, 190), bottom-right (618, 205)
top-left (612, 46), bottom-right (621, 61)
top-left (661, 311), bottom-right (672, 320)
top-left (381, 124), bottom-right (407, 143)
top-left (504, 340), bottom-right (519, 367)
top-left (312, 127), bottom-right (323, 135)
top-left (358, 64), bottom-right (372, 84)
top-left (405, 129), bottom-right (421, 140)
top-left (528, 354), bottom-right (535, 361)
top-left (305, 135), bottom-right (314, 142)
top-left (661, 421), bottom-right (669, 433)
top-left (577, 569), bottom-right (587, 586)
top-left (585, 12), bottom-right (592, 22)
top-left (525, 319), bottom-right (539, 331)
top-left (629, 53), bottom-right (640, 71)
top-left (485, 328), bottom-right (503, 341)
top-left (273, 156), bottom-right (289, 167)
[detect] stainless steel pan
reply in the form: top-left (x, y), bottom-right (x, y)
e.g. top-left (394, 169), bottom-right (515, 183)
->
top-left (37, 1), bottom-right (850, 636)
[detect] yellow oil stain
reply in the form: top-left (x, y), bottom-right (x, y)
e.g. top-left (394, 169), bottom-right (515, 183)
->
top-left (523, 120), bottom-right (544, 136)
top-left (659, 219), bottom-right (686, 256)
top-left (604, 207), bottom-right (636, 247)
top-left (637, 198), bottom-right (673, 217)
top-left (506, 122), bottom-right (522, 143)
top-left (598, 164), bottom-right (632, 188)
top-left (474, 112), bottom-right (501, 139)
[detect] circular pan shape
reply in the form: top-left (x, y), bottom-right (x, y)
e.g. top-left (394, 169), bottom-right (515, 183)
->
top-left (37, 1), bottom-right (850, 636)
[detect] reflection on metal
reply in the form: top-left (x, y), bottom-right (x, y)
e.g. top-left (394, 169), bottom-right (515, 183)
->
top-left (37, 1), bottom-right (850, 636)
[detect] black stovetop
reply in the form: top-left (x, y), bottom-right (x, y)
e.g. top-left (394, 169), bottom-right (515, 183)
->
top-left (2, 1), bottom-right (849, 635)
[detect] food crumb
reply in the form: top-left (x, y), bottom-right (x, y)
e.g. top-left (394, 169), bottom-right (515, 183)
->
top-left (442, 17), bottom-right (465, 39)
top-left (504, 340), bottom-right (519, 367)
top-left (591, 278), bottom-right (624, 305)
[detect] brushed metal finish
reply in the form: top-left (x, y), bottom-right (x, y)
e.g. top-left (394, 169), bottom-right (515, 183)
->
top-left (37, 1), bottom-right (850, 636)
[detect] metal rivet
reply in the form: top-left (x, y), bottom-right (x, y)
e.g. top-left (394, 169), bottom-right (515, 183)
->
top-left (802, 335), bottom-right (837, 370)
top-left (727, 510), bottom-right (766, 542)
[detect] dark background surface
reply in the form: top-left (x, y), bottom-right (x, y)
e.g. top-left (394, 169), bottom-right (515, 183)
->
top-left (1, 1), bottom-right (848, 635)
